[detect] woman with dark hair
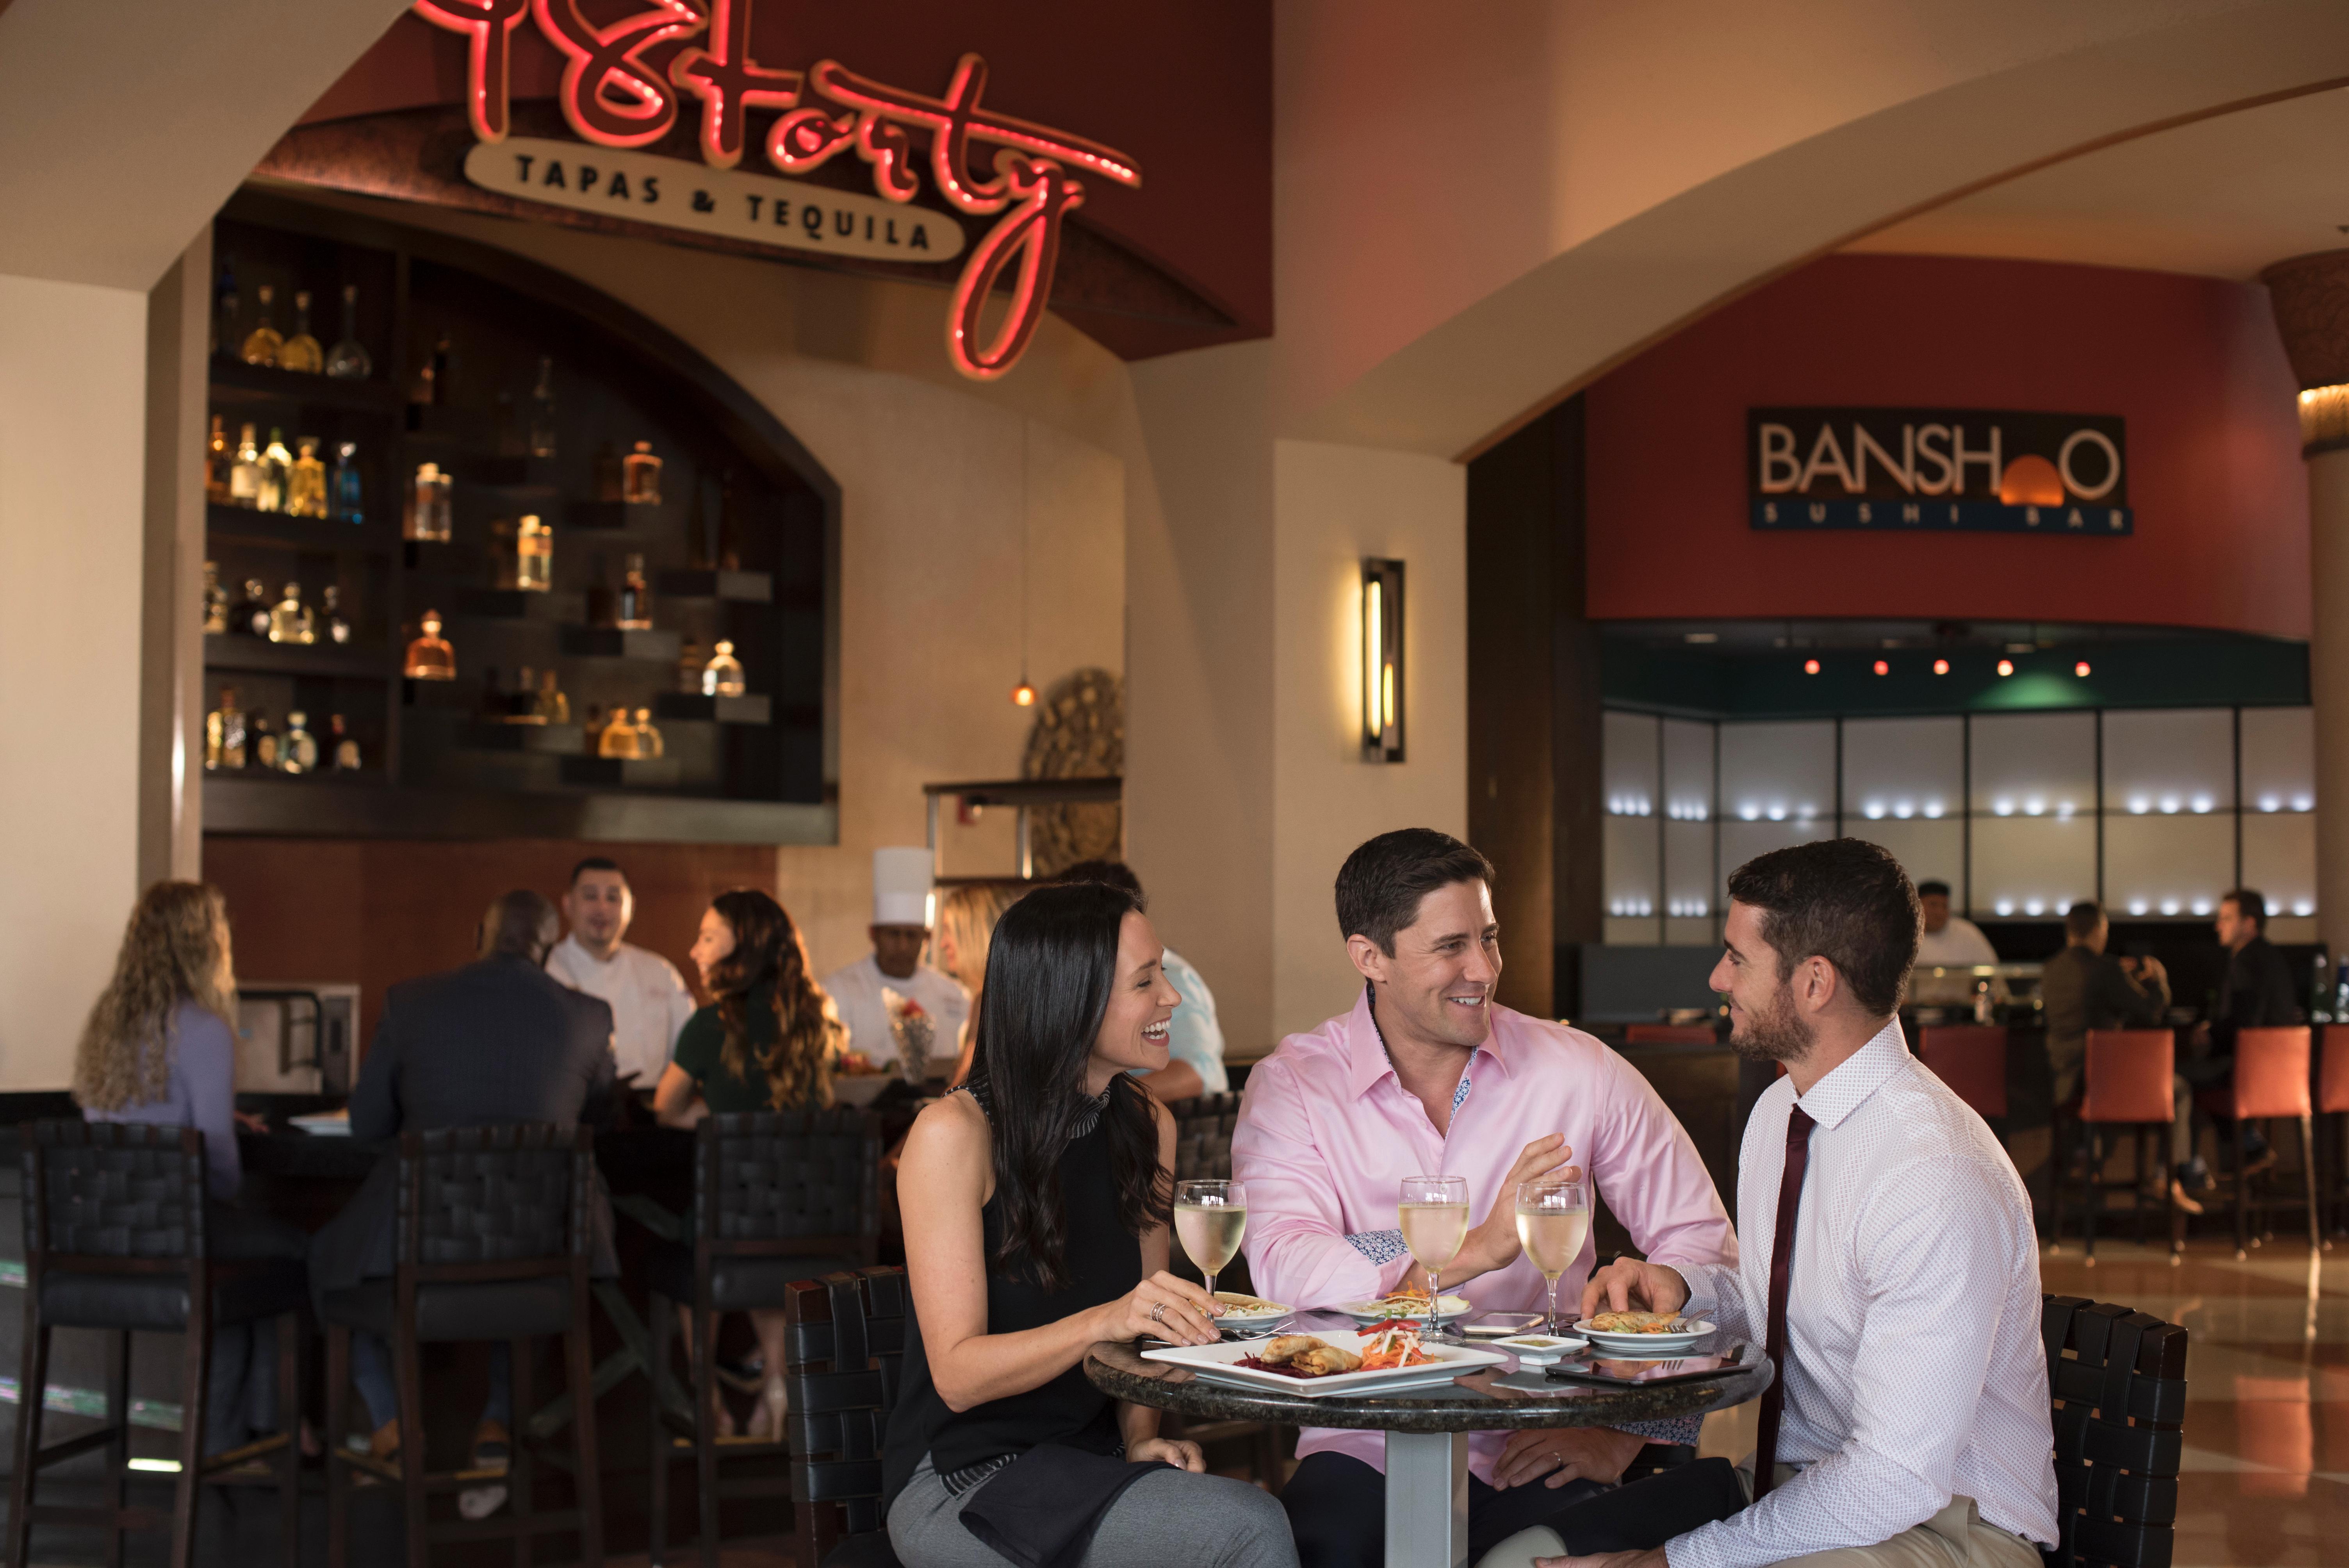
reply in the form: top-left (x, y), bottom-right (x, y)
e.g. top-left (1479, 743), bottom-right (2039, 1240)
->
top-left (883, 882), bottom-right (1297, 1568)
top-left (654, 887), bottom-right (844, 1438)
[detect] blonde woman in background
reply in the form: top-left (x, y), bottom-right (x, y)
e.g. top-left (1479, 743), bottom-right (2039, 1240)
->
top-left (74, 882), bottom-right (308, 1459)
top-left (932, 883), bottom-right (1016, 1087)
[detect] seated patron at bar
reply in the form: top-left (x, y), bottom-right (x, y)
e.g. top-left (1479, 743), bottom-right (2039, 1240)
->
top-left (883, 881), bottom-right (1296, 1568)
top-left (2173, 888), bottom-right (2298, 1192)
top-left (654, 887), bottom-right (843, 1440)
top-left (1236, 830), bottom-right (1742, 1568)
top-left (75, 881), bottom-right (308, 1458)
top-left (308, 891), bottom-right (618, 1472)
top-left (825, 846), bottom-right (970, 1076)
top-left (1052, 859), bottom-right (1230, 1099)
top-left (544, 855), bottom-right (697, 1089)
top-left (1552, 840), bottom-right (2058, 1568)
top-left (1907, 880), bottom-right (2000, 1009)
top-left (2038, 898), bottom-right (2169, 1107)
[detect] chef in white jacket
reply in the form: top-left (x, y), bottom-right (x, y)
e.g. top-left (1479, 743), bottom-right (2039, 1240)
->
top-left (822, 846), bottom-right (969, 1076)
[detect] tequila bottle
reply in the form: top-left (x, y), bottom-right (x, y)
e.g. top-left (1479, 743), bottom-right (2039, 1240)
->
top-left (201, 561), bottom-right (228, 635)
top-left (528, 356), bottom-right (557, 457)
top-left (206, 687), bottom-right (246, 770)
top-left (281, 711), bottom-right (318, 774)
top-left (239, 577), bottom-right (272, 638)
top-left (324, 283), bottom-right (372, 380)
top-left (258, 429), bottom-right (292, 513)
top-left (204, 416), bottom-right (230, 503)
top-left (634, 707), bottom-right (664, 759)
top-left (703, 638), bottom-right (746, 697)
top-left (675, 637), bottom-right (704, 694)
top-left (329, 713), bottom-right (362, 772)
top-left (229, 424), bottom-right (264, 508)
top-left (286, 437), bottom-right (328, 518)
top-left (404, 609), bottom-right (457, 679)
top-left (516, 513), bottom-right (552, 592)
top-left (535, 667), bottom-right (569, 724)
top-left (321, 583), bottom-right (351, 645)
top-left (279, 291), bottom-right (323, 374)
top-left (268, 582), bottom-right (315, 645)
top-left (597, 707), bottom-right (640, 759)
top-left (617, 552), bottom-right (652, 629)
top-left (241, 285), bottom-right (283, 367)
top-left (622, 440), bottom-right (663, 505)
top-left (405, 462), bottom-right (452, 541)
top-left (331, 441), bottom-right (364, 525)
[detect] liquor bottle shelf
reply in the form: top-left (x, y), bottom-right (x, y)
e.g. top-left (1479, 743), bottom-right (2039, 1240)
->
top-left (559, 625), bottom-right (682, 661)
top-left (203, 636), bottom-right (390, 680)
top-left (201, 766), bottom-right (383, 789)
top-left (654, 692), bottom-right (770, 725)
top-left (656, 568), bottom-right (773, 603)
top-left (454, 721), bottom-right (585, 754)
top-left (207, 503), bottom-right (396, 553)
top-left (560, 755), bottom-right (683, 788)
top-left (209, 358), bottom-right (405, 412)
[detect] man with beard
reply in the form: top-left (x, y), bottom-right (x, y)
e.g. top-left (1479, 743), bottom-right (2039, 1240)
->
top-left (1531, 839), bottom-right (2057, 1568)
top-left (1233, 829), bottom-right (1744, 1568)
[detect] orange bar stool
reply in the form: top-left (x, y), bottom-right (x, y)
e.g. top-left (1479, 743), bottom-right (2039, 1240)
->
top-left (2322, 1025), bottom-right (2349, 1244)
top-left (2226, 1026), bottom-right (2319, 1258)
top-left (1920, 1025), bottom-right (2009, 1127)
top-left (2061, 1030), bottom-right (2177, 1265)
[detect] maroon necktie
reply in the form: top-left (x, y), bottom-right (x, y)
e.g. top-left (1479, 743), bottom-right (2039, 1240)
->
top-left (1752, 1103), bottom-right (1814, 1500)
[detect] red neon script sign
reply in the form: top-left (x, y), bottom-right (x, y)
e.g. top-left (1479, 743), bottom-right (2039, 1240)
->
top-left (413, 0), bottom-right (1141, 381)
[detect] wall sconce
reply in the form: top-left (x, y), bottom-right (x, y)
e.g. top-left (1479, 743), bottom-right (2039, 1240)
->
top-left (1361, 557), bottom-right (1404, 762)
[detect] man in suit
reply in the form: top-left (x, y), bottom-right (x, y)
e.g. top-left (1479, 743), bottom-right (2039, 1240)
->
top-left (310, 890), bottom-right (617, 1473)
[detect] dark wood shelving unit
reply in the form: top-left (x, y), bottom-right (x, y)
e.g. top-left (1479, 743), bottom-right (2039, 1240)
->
top-left (201, 191), bottom-right (839, 844)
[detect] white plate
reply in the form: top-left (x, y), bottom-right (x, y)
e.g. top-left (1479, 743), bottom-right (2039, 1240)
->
top-left (1490, 1334), bottom-right (1589, 1365)
top-left (1211, 1292), bottom-right (1292, 1329)
top-left (1571, 1319), bottom-right (1716, 1356)
top-left (1341, 1295), bottom-right (1472, 1325)
top-left (1141, 1329), bottom-right (1507, 1398)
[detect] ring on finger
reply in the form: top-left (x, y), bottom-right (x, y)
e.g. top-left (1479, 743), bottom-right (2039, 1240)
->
top-left (1148, 1301), bottom-right (1167, 1324)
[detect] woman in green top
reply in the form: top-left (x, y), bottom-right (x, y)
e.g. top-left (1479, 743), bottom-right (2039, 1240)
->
top-left (652, 887), bottom-right (844, 1436)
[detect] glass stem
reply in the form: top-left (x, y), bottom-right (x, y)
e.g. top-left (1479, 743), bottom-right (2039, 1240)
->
top-left (1546, 1276), bottom-right (1560, 1336)
top-left (1428, 1269), bottom-right (1440, 1336)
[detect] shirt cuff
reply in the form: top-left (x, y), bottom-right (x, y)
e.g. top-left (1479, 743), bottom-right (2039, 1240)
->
top-left (1346, 1229), bottom-right (1408, 1265)
top-left (1614, 1414), bottom-right (1705, 1447)
top-left (1672, 1262), bottom-right (1720, 1320)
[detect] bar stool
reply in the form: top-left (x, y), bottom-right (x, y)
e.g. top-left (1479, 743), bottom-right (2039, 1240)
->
top-left (2059, 1030), bottom-right (2178, 1266)
top-left (645, 1109), bottom-right (880, 1568)
top-left (2224, 1026), bottom-right (2320, 1258)
top-left (9, 1121), bottom-right (305, 1568)
top-left (1919, 1025), bottom-right (2009, 1125)
top-left (323, 1124), bottom-right (603, 1568)
top-left (2322, 1025), bottom-right (2349, 1243)
top-left (783, 1268), bottom-right (908, 1568)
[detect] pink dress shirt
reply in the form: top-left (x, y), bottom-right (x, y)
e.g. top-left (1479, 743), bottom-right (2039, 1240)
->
top-left (1231, 988), bottom-right (1738, 1482)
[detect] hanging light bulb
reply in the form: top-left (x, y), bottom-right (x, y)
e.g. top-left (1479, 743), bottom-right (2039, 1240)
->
top-left (1011, 678), bottom-right (1036, 707)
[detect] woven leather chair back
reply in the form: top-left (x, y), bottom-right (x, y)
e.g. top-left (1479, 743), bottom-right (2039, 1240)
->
top-left (785, 1267), bottom-right (909, 1565)
top-left (2041, 1295), bottom-right (2187, 1568)
top-left (397, 1123), bottom-right (590, 1269)
top-left (1168, 1092), bottom-right (1241, 1182)
top-left (697, 1108), bottom-right (881, 1246)
top-left (22, 1121), bottom-right (205, 1262)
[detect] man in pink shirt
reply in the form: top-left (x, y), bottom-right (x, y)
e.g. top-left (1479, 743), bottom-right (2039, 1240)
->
top-left (1233, 829), bottom-right (1745, 1568)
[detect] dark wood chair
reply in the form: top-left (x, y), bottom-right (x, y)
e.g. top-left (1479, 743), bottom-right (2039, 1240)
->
top-left (2058, 1030), bottom-right (2180, 1265)
top-left (2040, 1295), bottom-right (2187, 1568)
top-left (644, 1109), bottom-right (881, 1567)
top-left (322, 1123), bottom-right (603, 1568)
top-left (2222, 1026), bottom-right (2320, 1256)
top-left (9, 1121), bottom-right (304, 1568)
top-left (784, 1267), bottom-right (907, 1568)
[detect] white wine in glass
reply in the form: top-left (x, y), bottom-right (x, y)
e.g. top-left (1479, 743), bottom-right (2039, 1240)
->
top-left (1515, 1179), bottom-right (1590, 1333)
top-left (1398, 1175), bottom-right (1470, 1336)
top-left (1173, 1180), bottom-right (1247, 1316)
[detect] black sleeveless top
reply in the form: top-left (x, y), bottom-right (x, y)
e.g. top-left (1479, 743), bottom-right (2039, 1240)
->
top-left (881, 1083), bottom-right (1141, 1508)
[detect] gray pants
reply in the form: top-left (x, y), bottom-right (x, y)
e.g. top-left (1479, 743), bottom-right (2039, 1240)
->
top-left (889, 1452), bottom-right (1298, 1568)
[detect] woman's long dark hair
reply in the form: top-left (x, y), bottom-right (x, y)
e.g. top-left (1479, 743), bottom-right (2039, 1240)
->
top-left (708, 888), bottom-right (838, 1111)
top-left (966, 880), bottom-right (1169, 1291)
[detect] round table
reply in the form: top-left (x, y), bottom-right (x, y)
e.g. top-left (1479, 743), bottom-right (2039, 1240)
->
top-left (1086, 1324), bottom-right (1772, 1568)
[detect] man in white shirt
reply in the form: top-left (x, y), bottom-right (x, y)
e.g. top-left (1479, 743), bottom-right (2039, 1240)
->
top-left (542, 857), bottom-right (696, 1089)
top-left (822, 846), bottom-right (968, 1075)
top-left (1907, 879), bottom-right (2001, 1007)
top-left (1535, 839), bottom-right (2058, 1568)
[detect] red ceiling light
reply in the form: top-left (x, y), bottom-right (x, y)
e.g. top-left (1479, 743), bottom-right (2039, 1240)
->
top-left (1996, 659), bottom-right (2015, 677)
top-left (1872, 659), bottom-right (1889, 676)
top-left (1803, 658), bottom-right (1821, 675)
top-left (2074, 660), bottom-right (2092, 677)
top-left (1932, 658), bottom-right (1950, 675)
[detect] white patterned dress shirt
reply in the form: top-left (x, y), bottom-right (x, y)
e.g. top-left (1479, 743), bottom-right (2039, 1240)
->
top-left (1666, 1019), bottom-right (2060, 1568)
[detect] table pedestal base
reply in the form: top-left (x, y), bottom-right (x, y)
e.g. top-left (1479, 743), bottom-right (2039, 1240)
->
top-left (1385, 1429), bottom-right (1470, 1568)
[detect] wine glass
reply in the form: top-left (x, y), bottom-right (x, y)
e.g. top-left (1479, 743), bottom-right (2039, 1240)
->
top-left (1515, 1178), bottom-right (1590, 1334)
top-left (1173, 1180), bottom-right (1247, 1322)
top-left (1398, 1175), bottom-right (1470, 1338)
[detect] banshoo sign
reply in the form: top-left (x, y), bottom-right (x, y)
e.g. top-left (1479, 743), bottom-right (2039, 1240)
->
top-left (416, 0), bottom-right (1139, 381)
top-left (1748, 407), bottom-right (2131, 536)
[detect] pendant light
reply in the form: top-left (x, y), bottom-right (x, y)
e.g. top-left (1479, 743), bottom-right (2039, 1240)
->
top-left (1011, 420), bottom-right (1036, 706)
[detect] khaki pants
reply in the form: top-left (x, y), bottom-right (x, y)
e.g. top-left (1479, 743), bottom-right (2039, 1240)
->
top-left (1474, 1467), bottom-right (2041, 1568)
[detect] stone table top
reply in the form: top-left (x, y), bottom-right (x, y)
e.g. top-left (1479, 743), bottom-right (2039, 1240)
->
top-left (1085, 1331), bottom-right (1772, 1435)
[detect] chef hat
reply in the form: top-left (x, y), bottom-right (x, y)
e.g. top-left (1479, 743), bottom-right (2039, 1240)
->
top-left (872, 846), bottom-right (937, 928)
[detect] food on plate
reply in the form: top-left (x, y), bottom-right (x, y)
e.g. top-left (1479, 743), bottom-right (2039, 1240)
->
top-left (1585, 1310), bottom-right (1690, 1334)
top-left (1355, 1321), bottom-right (1434, 1371)
top-left (1346, 1290), bottom-right (1470, 1317)
top-left (1214, 1291), bottom-right (1289, 1315)
top-left (1255, 1335), bottom-right (1365, 1376)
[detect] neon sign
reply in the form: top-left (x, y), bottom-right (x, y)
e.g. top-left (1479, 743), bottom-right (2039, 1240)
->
top-left (412, 0), bottom-right (1141, 380)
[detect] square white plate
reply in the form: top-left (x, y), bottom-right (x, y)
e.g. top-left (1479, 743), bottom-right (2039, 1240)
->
top-left (1140, 1330), bottom-right (1507, 1398)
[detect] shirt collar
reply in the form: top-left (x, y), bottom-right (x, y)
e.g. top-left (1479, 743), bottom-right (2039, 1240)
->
top-left (1793, 1016), bottom-right (1909, 1130)
top-left (1343, 981), bottom-right (1515, 1100)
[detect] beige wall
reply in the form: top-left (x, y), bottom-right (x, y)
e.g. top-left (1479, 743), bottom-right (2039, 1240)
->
top-left (1271, 440), bottom-right (1468, 1036)
top-left (0, 276), bottom-right (150, 1087)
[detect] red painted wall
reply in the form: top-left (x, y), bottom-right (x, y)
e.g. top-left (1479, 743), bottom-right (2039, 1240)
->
top-left (1584, 254), bottom-right (2310, 638)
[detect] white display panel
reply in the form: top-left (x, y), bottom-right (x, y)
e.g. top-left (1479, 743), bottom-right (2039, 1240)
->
top-left (1604, 812), bottom-right (1659, 930)
top-left (1968, 816), bottom-right (2096, 918)
top-left (1843, 819), bottom-right (1964, 895)
top-left (2241, 811), bottom-right (2317, 920)
top-left (2103, 814), bottom-right (2235, 919)
top-left (1662, 819), bottom-right (1717, 921)
top-left (1718, 721), bottom-right (1835, 828)
top-left (1719, 817), bottom-right (1833, 884)
top-left (1841, 716), bottom-right (1963, 825)
top-left (1660, 718), bottom-right (1715, 822)
top-left (1969, 712), bottom-right (2094, 821)
top-left (1603, 710), bottom-right (1659, 819)
top-left (2240, 706), bottom-right (2315, 816)
top-left (1664, 917), bottom-right (1718, 947)
top-left (2102, 707), bottom-right (2233, 817)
